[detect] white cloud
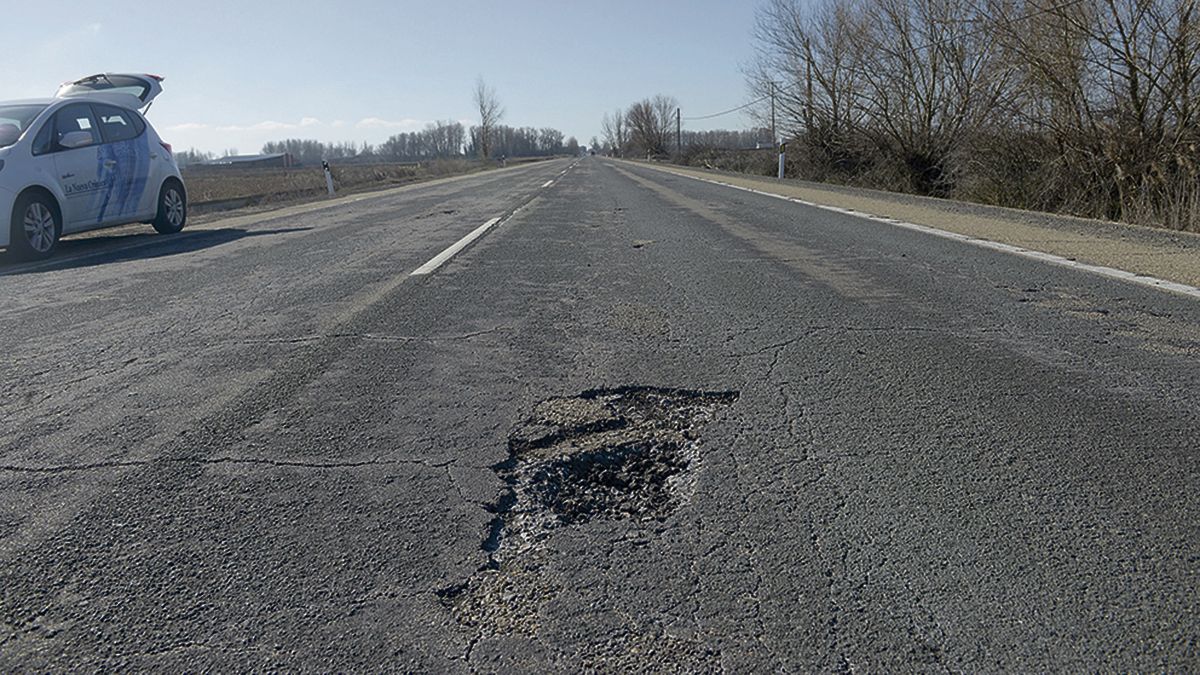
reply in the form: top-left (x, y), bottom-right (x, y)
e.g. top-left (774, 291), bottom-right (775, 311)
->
top-left (166, 122), bottom-right (210, 131)
top-left (356, 117), bottom-right (424, 131)
top-left (215, 118), bottom-right (322, 132)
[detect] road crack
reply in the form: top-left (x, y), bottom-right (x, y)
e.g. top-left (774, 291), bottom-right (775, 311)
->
top-left (0, 455), bottom-right (438, 474)
top-left (230, 326), bottom-right (510, 346)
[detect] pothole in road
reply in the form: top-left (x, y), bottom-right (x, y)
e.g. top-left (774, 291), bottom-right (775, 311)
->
top-left (526, 439), bottom-right (688, 525)
top-left (496, 386), bottom-right (739, 547)
top-left (438, 386), bottom-right (738, 641)
top-left (415, 208), bottom-right (458, 220)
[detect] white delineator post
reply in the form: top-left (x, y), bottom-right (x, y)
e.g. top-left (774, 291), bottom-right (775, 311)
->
top-left (778, 142), bottom-right (786, 180)
top-left (323, 159), bottom-right (336, 196)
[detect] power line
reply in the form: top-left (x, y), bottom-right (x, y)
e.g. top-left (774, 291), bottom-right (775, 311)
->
top-left (681, 92), bottom-right (773, 121)
top-left (679, 0), bottom-right (1091, 123)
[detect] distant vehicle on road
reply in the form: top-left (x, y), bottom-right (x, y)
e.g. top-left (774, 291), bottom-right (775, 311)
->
top-left (0, 73), bottom-right (186, 260)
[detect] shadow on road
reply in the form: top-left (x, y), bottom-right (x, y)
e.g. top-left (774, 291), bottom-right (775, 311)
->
top-left (0, 227), bottom-right (312, 275)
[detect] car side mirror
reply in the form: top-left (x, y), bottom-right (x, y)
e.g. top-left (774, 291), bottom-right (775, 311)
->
top-left (58, 131), bottom-right (94, 150)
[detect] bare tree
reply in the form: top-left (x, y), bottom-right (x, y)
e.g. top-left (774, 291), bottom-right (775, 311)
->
top-left (601, 108), bottom-right (629, 156)
top-left (600, 112), bottom-right (617, 151)
top-left (751, 0), bottom-right (870, 179)
top-left (473, 77), bottom-right (505, 159)
top-left (538, 127), bottom-right (564, 154)
top-left (994, 0), bottom-right (1200, 225)
top-left (748, 0), bottom-right (1199, 229)
top-left (626, 95), bottom-right (678, 157)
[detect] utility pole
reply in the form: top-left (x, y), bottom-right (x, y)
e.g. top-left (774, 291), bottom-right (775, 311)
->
top-left (770, 81), bottom-right (777, 145)
top-left (676, 107), bottom-right (682, 160)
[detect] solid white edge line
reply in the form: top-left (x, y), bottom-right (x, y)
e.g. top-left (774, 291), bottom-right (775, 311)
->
top-left (410, 217), bottom-right (502, 276)
top-left (652, 167), bottom-right (1200, 301)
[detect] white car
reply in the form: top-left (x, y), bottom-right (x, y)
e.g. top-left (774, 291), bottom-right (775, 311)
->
top-left (0, 73), bottom-right (186, 260)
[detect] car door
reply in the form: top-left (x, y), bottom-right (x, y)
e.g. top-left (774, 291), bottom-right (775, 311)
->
top-left (92, 104), bottom-right (152, 224)
top-left (45, 103), bottom-right (105, 231)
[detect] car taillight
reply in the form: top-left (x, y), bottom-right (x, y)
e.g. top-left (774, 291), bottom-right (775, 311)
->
top-left (160, 141), bottom-right (173, 155)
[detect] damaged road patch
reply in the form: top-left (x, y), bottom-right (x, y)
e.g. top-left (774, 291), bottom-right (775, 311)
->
top-left (496, 385), bottom-right (739, 552)
top-left (438, 386), bottom-right (737, 656)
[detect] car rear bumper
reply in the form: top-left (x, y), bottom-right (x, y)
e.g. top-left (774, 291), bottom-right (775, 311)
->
top-left (0, 185), bottom-right (14, 249)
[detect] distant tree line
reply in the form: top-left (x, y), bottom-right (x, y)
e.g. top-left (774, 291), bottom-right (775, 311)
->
top-left (600, 96), bottom-right (774, 157)
top-left (248, 121), bottom-right (571, 165)
top-left (175, 148), bottom-right (215, 167)
top-left (681, 128), bottom-right (774, 150)
top-left (465, 125), bottom-right (574, 158)
top-left (262, 139), bottom-right (367, 164)
top-left (377, 121), bottom-right (466, 161)
top-left (749, 0), bottom-right (1200, 230)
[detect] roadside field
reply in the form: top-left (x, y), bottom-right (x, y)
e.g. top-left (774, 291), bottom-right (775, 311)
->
top-left (182, 157), bottom-right (554, 214)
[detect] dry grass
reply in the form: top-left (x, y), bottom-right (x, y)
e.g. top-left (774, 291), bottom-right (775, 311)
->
top-left (182, 159), bottom-right (497, 211)
top-left (679, 148), bottom-right (1200, 233)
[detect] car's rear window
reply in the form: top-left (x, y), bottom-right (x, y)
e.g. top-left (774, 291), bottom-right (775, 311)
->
top-left (0, 104), bottom-right (47, 148)
top-left (94, 104), bottom-right (146, 143)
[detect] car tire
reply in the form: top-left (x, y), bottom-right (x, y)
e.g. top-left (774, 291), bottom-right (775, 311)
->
top-left (9, 191), bottom-right (61, 261)
top-left (152, 179), bottom-right (187, 234)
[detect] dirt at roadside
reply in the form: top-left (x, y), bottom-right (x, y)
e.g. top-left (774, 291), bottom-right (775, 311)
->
top-left (636, 162), bottom-right (1200, 291)
top-left (185, 157), bottom-right (557, 220)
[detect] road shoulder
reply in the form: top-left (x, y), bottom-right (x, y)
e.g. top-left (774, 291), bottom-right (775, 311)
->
top-left (621, 160), bottom-right (1200, 291)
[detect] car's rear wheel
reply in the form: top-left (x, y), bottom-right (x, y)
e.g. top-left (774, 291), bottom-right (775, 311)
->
top-left (9, 192), bottom-right (61, 260)
top-left (152, 180), bottom-right (187, 234)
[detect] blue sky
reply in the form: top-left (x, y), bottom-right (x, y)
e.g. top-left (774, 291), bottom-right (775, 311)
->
top-left (3, 1), bottom-right (762, 154)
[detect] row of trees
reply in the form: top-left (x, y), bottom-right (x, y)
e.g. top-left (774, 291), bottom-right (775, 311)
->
top-left (681, 128), bottom-right (774, 150)
top-left (179, 79), bottom-right (579, 167)
top-left (750, 0), bottom-right (1200, 229)
top-left (261, 139), bottom-right (374, 164)
top-left (601, 95), bottom-right (678, 157)
top-left (252, 121), bottom-right (574, 165)
top-left (377, 121), bottom-right (466, 161)
top-left (601, 96), bottom-right (775, 157)
top-left (465, 125), bottom-right (577, 158)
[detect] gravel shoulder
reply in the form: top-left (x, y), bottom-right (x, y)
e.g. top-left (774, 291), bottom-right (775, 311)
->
top-left (631, 161), bottom-right (1200, 290)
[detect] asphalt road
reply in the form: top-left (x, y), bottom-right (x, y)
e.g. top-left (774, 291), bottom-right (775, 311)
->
top-left (1, 157), bottom-right (1197, 671)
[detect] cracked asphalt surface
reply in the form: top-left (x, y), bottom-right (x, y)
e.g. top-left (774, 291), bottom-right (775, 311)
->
top-left (1, 157), bottom-right (1197, 670)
